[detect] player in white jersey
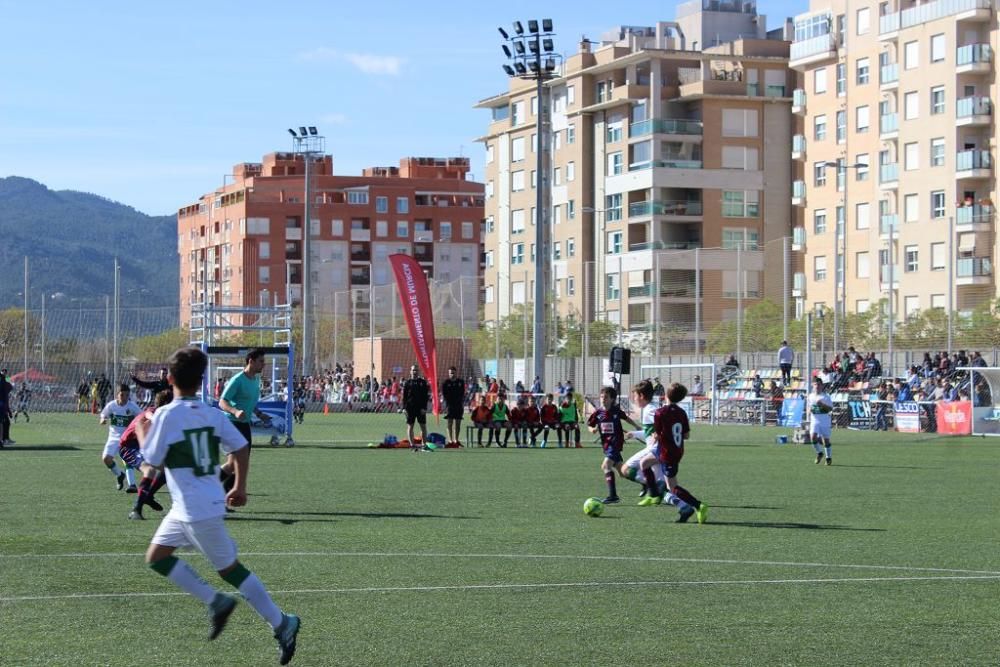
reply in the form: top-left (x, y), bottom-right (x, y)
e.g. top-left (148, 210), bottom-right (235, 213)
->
top-left (619, 381), bottom-right (669, 498)
top-left (807, 377), bottom-right (834, 465)
top-left (137, 346), bottom-right (300, 664)
top-left (99, 384), bottom-right (142, 491)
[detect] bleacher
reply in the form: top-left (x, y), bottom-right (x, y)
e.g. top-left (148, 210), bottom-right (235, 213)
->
top-left (712, 368), bottom-right (806, 400)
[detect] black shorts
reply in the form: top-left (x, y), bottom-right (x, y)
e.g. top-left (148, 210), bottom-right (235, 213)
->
top-left (235, 421), bottom-right (252, 448)
top-left (444, 405), bottom-right (464, 421)
top-left (405, 409), bottom-right (427, 426)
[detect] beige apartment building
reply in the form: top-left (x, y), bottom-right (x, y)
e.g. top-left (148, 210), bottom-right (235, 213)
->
top-left (476, 0), bottom-right (797, 351)
top-left (789, 0), bottom-right (997, 323)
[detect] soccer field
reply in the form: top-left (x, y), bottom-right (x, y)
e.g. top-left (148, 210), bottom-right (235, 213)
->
top-left (1, 413), bottom-right (998, 666)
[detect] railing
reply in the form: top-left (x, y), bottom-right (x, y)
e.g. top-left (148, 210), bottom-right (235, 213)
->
top-left (956, 150), bottom-right (991, 171)
top-left (880, 266), bottom-right (898, 284)
top-left (957, 257), bottom-right (993, 277)
top-left (880, 113), bottom-right (899, 134)
top-left (956, 204), bottom-right (993, 225)
top-left (792, 226), bottom-right (806, 247)
top-left (628, 241), bottom-right (702, 251)
top-left (792, 89), bottom-right (806, 109)
top-left (765, 85), bottom-right (786, 98)
top-left (628, 285), bottom-right (653, 298)
top-left (629, 118), bottom-right (703, 137)
top-left (957, 96), bottom-right (992, 117)
top-left (792, 180), bottom-right (806, 199)
top-left (790, 33), bottom-right (836, 61)
top-left (881, 0), bottom-right (991, 34)
top-left (792, 134), bottom-right (806, 155)
top-left (629, 159), bottom-right (702, 171)
top-left (880, 63), bottom-right (899, 85)
top-left (880, 12), bottom-right (900, 34)
top-left (793, 272), bottom-right (806, 292)
top-left (880, 214), bottom-right (899, 236)
top-left (880, 163), bottom-right (899, 182)
top-left (957, 43), bottom-right (992, 66)
top-left (628, 200), bottom-right (703, 217)
top-left (746, 83), bottom-right (759, 96)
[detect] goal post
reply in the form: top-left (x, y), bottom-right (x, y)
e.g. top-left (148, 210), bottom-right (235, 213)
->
top-left (960, 367), bottom-right (1000, 436)
top-left (639, 363), bottom-right (717, 425)
top-left (201, 345), bottom-right (295, 443)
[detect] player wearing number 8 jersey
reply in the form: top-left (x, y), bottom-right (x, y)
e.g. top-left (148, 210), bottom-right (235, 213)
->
top-left (637, 382), bottom-right (708, 524)
top-left (138, 346), bottom-right (300, 664)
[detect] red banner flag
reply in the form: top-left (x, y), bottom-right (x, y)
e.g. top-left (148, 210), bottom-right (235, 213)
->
top-left (388, 254), bottom-right (440, 415)
top-left (936, 400), bottom-right (972, 435)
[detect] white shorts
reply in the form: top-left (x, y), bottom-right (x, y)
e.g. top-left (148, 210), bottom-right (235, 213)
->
top-left (810, 422), bottom-right (832, 439)
top-left (102, 436), bottom-right (122, 458)
top-left (152, 515), bottom-right (238, 570)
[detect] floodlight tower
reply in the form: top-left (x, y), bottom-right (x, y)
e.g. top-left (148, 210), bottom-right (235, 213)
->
top-left (498, 19), bottom-right (561, 391)
top-left (288, 126), bottom-right (324, 377)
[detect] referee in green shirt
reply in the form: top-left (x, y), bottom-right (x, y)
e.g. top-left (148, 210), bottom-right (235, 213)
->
top-left (218, 349), bottom-right (272, 492)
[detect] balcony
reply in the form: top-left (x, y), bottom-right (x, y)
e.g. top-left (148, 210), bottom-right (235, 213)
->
top-left (880, 113), bottom-right (899, 139)
top-left (792, 134), bottom-right (806, 160)
top-left (792, 89), bottom-right (806, 114)
top-left (629, 159), bottom-right (702, 171)
top-left (792, 180), bottom-right (806, 206)
top-left (879, 214), bottom-right (899, 239)
top-left (792, 272), bottom-right (805, 298)
top-left (881, 0), bottom-right (991, 38)
top-left (879, 163), bottom-right (899, 189)
top-left (413, 229), bottom-right (434, 243)
top-left (628, 284), bottom-right (653, 299)
top-left (350, 248), bottom-right (371, 262)
top-left (790, 33), bottom-right (837, 68)
top-left (629, 118), bottom-right (703, 138)
top-left (792, 226), bottom-right (806, 251)
top-left (956, 204), bottom-right (993, 230)
top-left (956, 257), bottom-right (993, 285)
top-left (956, 150), bottom-right (991, 179)
top-left (628, 200), bottom-right (703, 218)
top-left (350, 227), bottom-right (371, 242)
top-left (957, 44), bottom-right (992, 73)
top-left (880, 63), bottom-right (899, 89)
top-left (879, 266), bottom-right (899, 290)
top-left (956, 96), bottom-right (992, 126)
top-left (628, 241), bottom-right (701, 252)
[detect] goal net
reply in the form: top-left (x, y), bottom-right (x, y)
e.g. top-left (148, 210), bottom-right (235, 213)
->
top-left (963, 367), bottom-right (1000, 436)
top-left (639, 363), bottom-right (717, 424)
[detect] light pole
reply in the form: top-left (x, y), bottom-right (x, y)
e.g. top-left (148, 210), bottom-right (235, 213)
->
top-left (498, 19), bottom-right (561, 391)
top-left (823, 160), bottom-right (867, 355)
top-left (287, 126), bottom-right (324, 378)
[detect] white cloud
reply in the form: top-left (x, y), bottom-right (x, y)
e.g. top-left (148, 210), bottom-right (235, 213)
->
top-left (343, 52), bottom-right (404, 76)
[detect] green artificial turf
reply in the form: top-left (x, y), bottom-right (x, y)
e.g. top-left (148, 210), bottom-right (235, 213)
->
top-left (1, 413), bottom-right (998, 666)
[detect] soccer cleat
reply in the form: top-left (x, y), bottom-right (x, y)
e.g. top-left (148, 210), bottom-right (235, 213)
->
top-left (638, 494), bottom-right (663, 507)
top-left (815, 452), bottom-right (824, 465)
top-left (208, 593), bottom-right (238, 640)
top-left (603, 495), bottom-right (621, 504)
top-left (695, 503), bottom-right (709, 525)
top-left (270, 435), bottom-right (281, 447)
top-left (826, 458), bottom-right (832, 466)
top-left (116, 472), bottom-right (126, 491)
top-left (540, 440), bottom-right (547, 448)
top-left (676, 505), bottom-right (695, 523)
top-left (274, 613), bottom-right (301, 665)
top-left (126, 485), bottom-right (138, 494)
top-left (284, 437), bottom-right (295, 448)
top-left (128, 509), bottom-right (144, 520)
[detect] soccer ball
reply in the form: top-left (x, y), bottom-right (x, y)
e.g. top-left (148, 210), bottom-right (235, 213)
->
top-left (583, 497), bottom-right (604, 517)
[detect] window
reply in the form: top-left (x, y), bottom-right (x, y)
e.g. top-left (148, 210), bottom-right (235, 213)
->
top-left (814, 162), bottom-right (827, 187)
top-left (856, 202), bottom-right (870, 230)
top-left (511, 243), bottom-right (524, 265)
top-left (931, 138), bottom-right (945, 166)
top-left (259, 241), bottom-right (270, 259)
top-left (608, 152), bottom-right (623, 175)
top-left (567, 277), bottom-right (575, 296)
top-left (485, 286), bottom-right (494, 304)
top-left (568, 238), bottom-right (576, 257)
top-left (531, 171), bottom-right (536, 188)
top-left (930, 86), bottom-right (945, 115)
top-left (722, 109), bottom-right (759, 137)
top-left (904, 142), bottom-right (919, 171)
top-left (552, 205), bottom-right (562, 226)
top-left (553, 167), bottom-right (561, 186)
top-left (606, 274), bottom-right (620, 300)
top-left (485, 216), bottom-right (494, 233)
top-left (856, 57), bottom-right (870, 84)
top-left (856, 105), bottom-right (870, 132)
top-left (485, 251), bottom-right (494, 268)
top-left (606, 194), bottom-right (623, 221)
top-left (511, 170), bottom-right (525, 192)
top-left (511, 136), bottom-right (525, 162)
top-left (567, 200), bottom-right (575, 220)
top-left (567, 85), bottom-right (575, 105)
top-left (931, 294), bottom-right (945, 309)
top-left (530, 96), bottom-right (538, 116)
top-left (856, 251), bottom-right (870, 279)
top-left (511, 100), bottom-right (525, 126)
top-left (836, 63), bottom-right (846, 95)
top-left (722, 228), bottom-right (759, 250)
top-left (836, 110), bottom-right (846, 143)
top-left (332, 219), bottom-right (343, 235)
top-left (722, 191), bottom-right (759, 217)
top-left (607, 231), bottom-right (623, 254)
top-left (904, 41), bottom-right (919, 69)
top-left (486, 143), bottom-right (494, 164)
top-left (376, 220), bottom-right (388, 237)
top-left (723, 146), bottom-right (759, 170)
top-left (397, 220), bottom-right (409, 237)
top-left (607, 122), bottom-right (623, 143)
top-left (904, 91), bottom-right (919, 120)
top-left (904, 245), bottom-right (919, 272)
top-left (347, 191), bottom-right (369, 205)
top-left (485, 181), bottom-right (494, 199)
top-left (814, 256), bottom-right (827, 281)
top-left (567, 125), bottom-right (576, 144)
top-left (931, 191), bottom-right (946, 218)
top-left (814, 114), bottom-right (827, 140)
top-left (931, 242), bottom-right (946, 270)
top-left (462, 221), bottom-right (474, 239)
top-left (258, 266), bottom-right (270, 284)
top-left (511, 209), bottom-right (525, 234)
top-left (904, 194), bottom-right (919, 222)
top-left (814, 68), bottom-right (828, 94)
top-left (566, 161), bottom-right (575, 182)
top-left (553, 241), bottom-right (561, 260)
top-left (904, 296), bottom-right (920, 319)
top-left (375, 196), bottom-right (388, 213)
top-left (856, 153), bottom-right (869, 180)
top-left (931, 34), bottom-right (945, 63)
top-left (856, 7), bottom-right (870, 34)
top-left (814, 209), bottom-right (827, 234)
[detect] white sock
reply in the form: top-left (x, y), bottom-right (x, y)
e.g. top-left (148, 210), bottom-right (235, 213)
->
top-left (107, 462), bottom-right (121, 476)
top-left (167, 559), bottom-right (218, 605)
top-left (664, 493), bottom-right (680, 507)
top-left (239, 573), bottom-right (284, 628)
top-left (124, 467), bottom-right (136, 486)
top-left (824, 445), bottom-right (832, 458)
top-left (812, 442), bottom-right (823, 454)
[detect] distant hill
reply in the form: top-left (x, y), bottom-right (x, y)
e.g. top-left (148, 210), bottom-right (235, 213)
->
top-left (0, 177), bottom-right (179, 312)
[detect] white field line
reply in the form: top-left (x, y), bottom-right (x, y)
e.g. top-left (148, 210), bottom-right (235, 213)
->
top-left (1, 550), bottom-right (999, 576)
top-left (3, 574), bottom-right (1000, 603)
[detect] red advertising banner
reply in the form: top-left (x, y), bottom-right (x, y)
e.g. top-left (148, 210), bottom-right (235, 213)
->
top-left (936, 401), bottom-right (972, 436)
top-left (388, 254), bottom-right (440, 415)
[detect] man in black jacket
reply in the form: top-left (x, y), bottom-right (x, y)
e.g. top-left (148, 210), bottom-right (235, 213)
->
top-left (402, 365), bottom-right (430, 450)
top-left (440, 366), bottom-right (466, 447)
top-left (131, 368), bottom-right (170, 406)
top-left (0, 369), bottom-right (13, 446)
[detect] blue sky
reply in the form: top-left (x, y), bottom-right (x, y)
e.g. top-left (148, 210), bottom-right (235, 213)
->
top-left (0, 0), bottom-right (805, 215)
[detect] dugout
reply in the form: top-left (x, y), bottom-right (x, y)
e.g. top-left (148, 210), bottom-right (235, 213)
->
top-left (352, 337), bottom-right (471, 382)
top-left (961, 367), bottom-right (1000, 436)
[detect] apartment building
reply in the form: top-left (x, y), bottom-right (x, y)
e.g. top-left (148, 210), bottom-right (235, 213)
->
top-left (789, 0), bottom-right (996, 322)
top-left (177, 154), bottom-right (484, 328)
top-left (477, 0), bottom-right (796, 350)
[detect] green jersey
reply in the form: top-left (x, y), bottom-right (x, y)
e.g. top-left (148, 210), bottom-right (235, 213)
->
top-left (559, 401), bottom-right (578, 423)
top-left (221, 371), bottom-right (261, 423)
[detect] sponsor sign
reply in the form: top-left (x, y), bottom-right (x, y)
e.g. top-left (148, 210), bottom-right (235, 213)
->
top-left (895, 401), bottom-right (921, 433)
top-left (936, 400), bottom-right (972, 435)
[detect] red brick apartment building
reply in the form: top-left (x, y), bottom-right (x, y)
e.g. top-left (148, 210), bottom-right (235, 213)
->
top-left (177, 154), bottom-right (485, 327)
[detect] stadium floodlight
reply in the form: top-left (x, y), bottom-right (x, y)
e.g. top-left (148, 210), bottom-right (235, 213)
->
top-left (543, 38), bottom-right (554, 52)
top-left (502, 44), bottom-right (512, 58)
top-left (514, 62), bottom-right (527, 75)
top-left (498, 26), bottom-right (509, 39)
top-left (528, 40), bottom-right (539, 54)
top-left (513, 20), bottom-right (523, 34)
top-left (287, 128), bottom-right (297, 137)
top-left (298, 126), bottom-right (308, 137)
top-left (528, 20), bottom-right (539, 33)
top-left (528, 61), bottom-right (539, 73)
top-left (545, 58), bottom-right (556, 72)
top-left (308, 126), bottom-right (317, 136)
top-left (502, 64), bottom-right (516, 76)
top-left (513, 39), bottom-right (525, 54)
top-left (542, 19), bottom-right (553, 32)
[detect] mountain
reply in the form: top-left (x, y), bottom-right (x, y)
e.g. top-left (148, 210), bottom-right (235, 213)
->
top-left (0, 177), bottom-right (179, 311)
